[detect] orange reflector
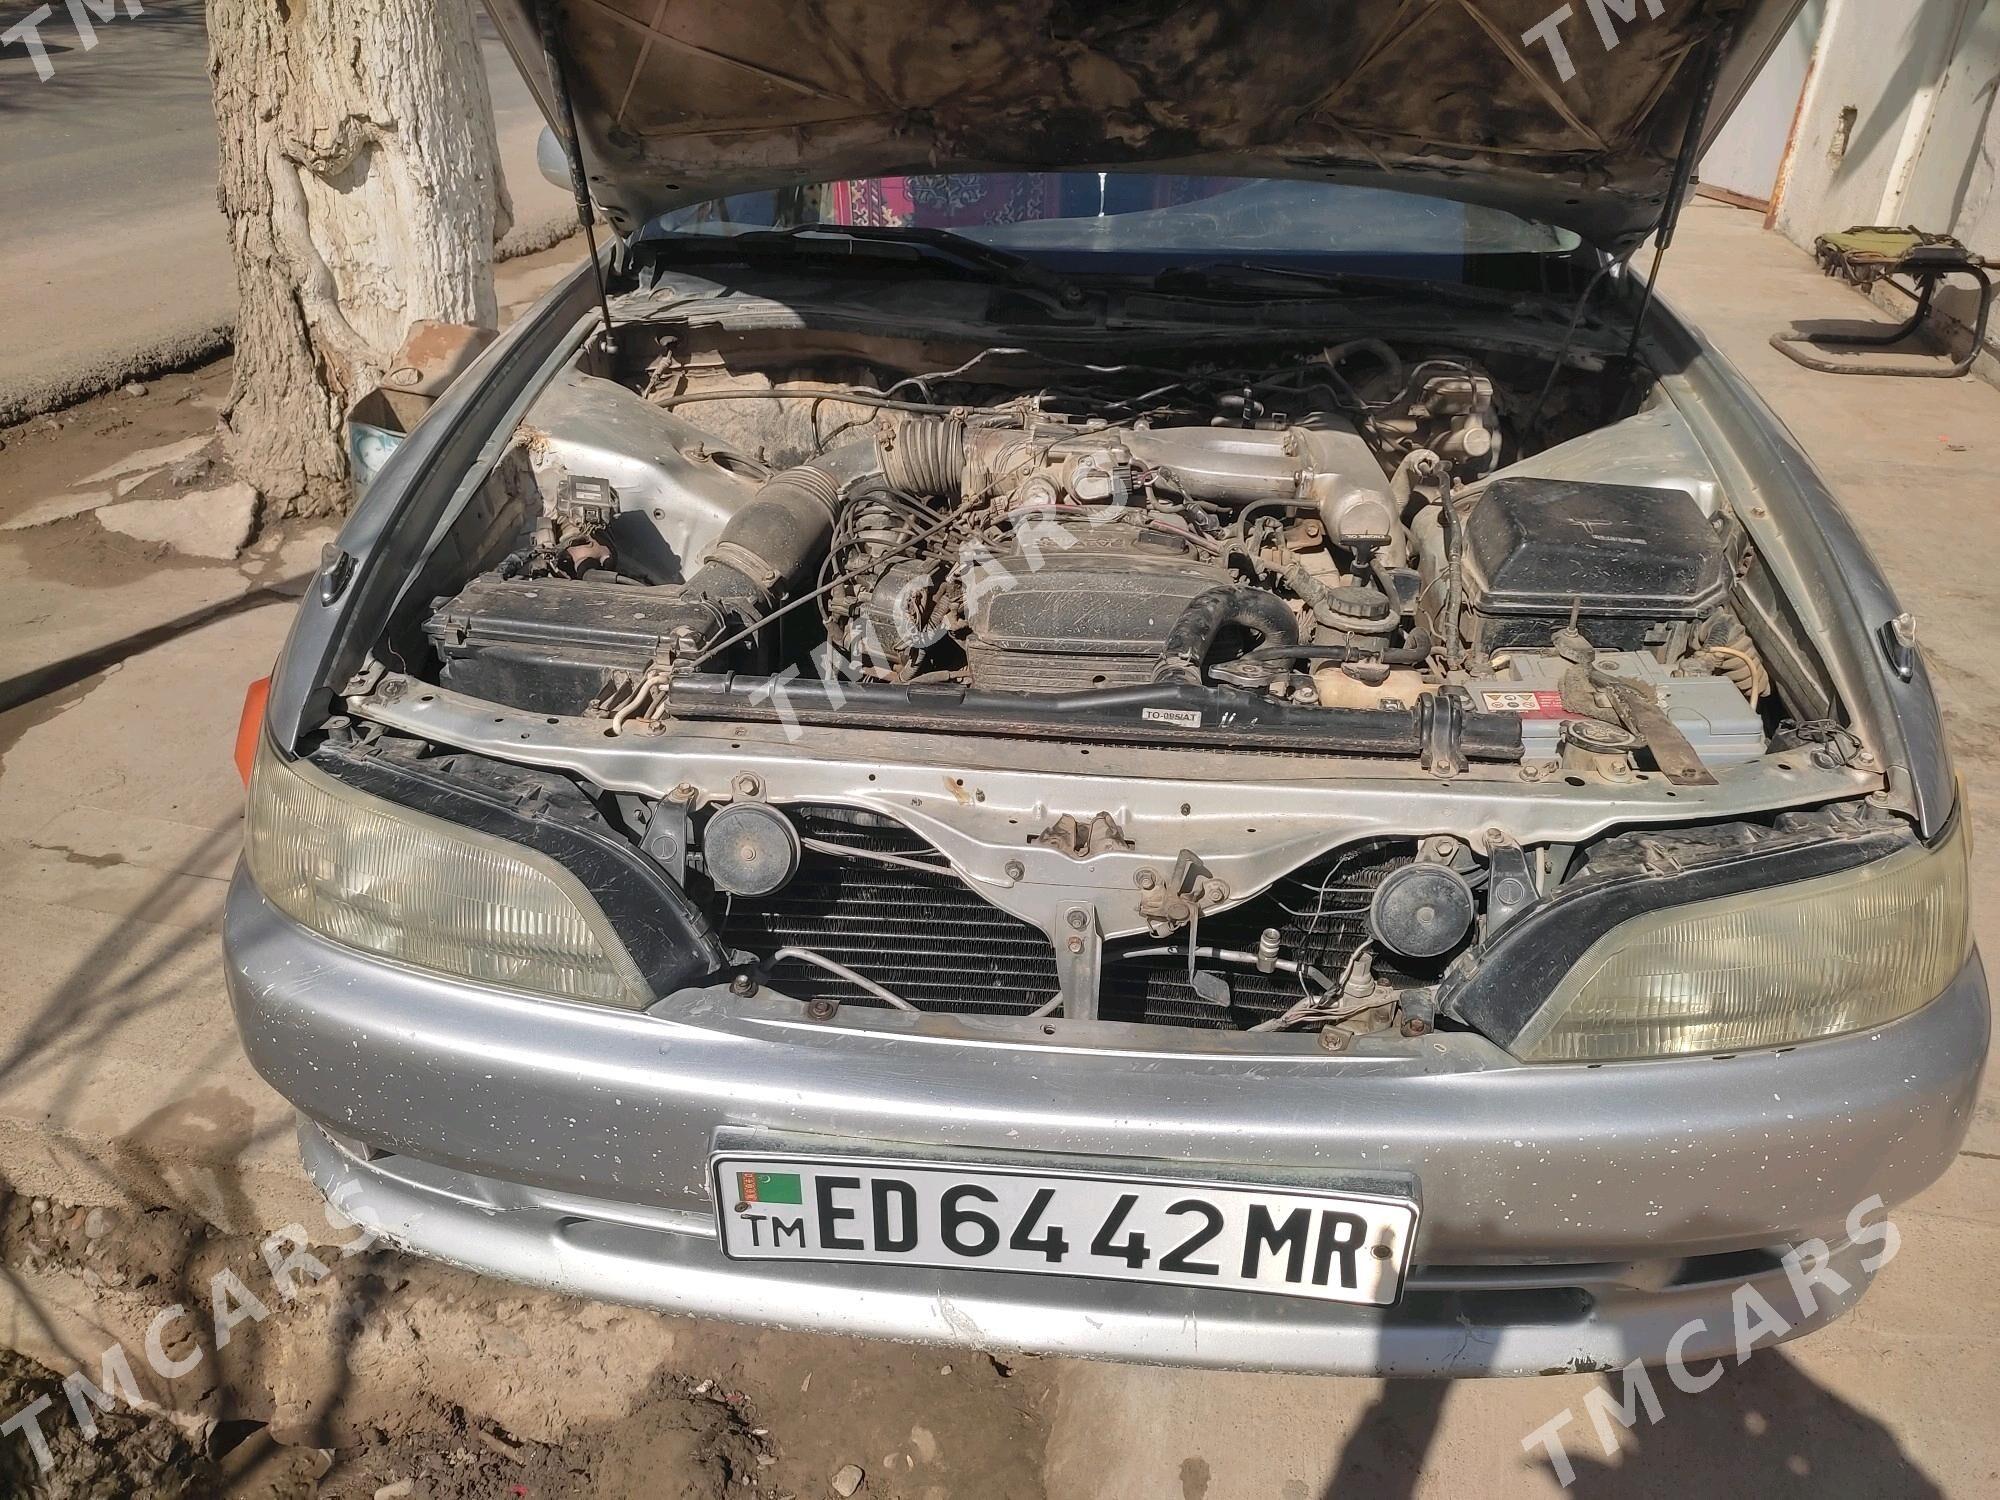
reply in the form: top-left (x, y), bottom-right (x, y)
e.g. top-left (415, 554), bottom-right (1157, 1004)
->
top-left (235, 676), bottom-right (271, 786)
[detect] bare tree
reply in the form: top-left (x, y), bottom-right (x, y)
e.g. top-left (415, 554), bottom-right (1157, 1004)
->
top-left (209, 0), bottom-right (513, 520)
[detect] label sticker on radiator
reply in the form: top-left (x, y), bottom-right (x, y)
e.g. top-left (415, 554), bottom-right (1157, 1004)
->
top-left (1142, 707), bottom-right (1203, 729)
top-left (1481, 690), bottom-right (1578, 719)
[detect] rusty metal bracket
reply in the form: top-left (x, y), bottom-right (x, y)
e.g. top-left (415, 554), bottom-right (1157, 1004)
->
top-left (1030, 811), bottom-right (1134, 860)
top-left (1138, 849), bottom-right (1228, 937)
top-left (1588, 668), bottom-right (1717, 788)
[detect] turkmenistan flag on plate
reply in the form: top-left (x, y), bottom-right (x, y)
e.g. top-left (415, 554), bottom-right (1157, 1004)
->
top-left (736, 1170), bottom-right (803, 1206)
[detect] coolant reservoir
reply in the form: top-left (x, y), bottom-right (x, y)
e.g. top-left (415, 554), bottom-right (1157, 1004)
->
top-left (1311, 665), bottom-right (1433, 711)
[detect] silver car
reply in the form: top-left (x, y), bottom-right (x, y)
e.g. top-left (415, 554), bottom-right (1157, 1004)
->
top-left (225, 0), bottom-right (1984, 1375)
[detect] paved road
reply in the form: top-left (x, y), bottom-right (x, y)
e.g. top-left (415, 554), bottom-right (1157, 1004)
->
top-left (0, 0), bottom-right (569, 424)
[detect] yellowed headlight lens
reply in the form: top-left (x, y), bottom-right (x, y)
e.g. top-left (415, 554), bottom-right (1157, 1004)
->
top-left (1513, 816), bottom-right (1971, 1063)
top-left (245, 740), bottom-right (651, 1009)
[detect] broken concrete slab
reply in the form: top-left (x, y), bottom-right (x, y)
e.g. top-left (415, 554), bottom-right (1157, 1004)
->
top-left (95, 480), bottom-right (258, 560)
top-left (0, 489), bottom-right (115, 532)
top-left (75, 433), bottom-right (213, 488)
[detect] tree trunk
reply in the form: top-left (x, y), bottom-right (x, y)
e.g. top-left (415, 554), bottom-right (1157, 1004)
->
top-left (209, 0), bottom-right (513, 520)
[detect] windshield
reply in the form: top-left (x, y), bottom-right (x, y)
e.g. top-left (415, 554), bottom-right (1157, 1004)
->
top-left (643, 173), bottom-right (1580, 260)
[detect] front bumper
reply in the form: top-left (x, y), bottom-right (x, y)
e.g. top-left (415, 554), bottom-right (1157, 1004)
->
top-left (226, 869), bottom-right (1988, 1375)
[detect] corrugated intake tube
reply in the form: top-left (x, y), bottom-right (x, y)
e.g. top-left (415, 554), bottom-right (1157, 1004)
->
top-left (878, 413), bottom-right (967, 498)
top-left (687, 415), bottom-right (968, 611)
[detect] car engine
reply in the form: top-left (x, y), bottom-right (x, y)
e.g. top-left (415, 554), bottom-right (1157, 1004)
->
top-left (424, 344), bottom-right (1765, 788)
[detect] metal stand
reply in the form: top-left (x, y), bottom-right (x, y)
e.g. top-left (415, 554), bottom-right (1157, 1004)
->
top-left (1773, 236), bottom-right (1995, 379)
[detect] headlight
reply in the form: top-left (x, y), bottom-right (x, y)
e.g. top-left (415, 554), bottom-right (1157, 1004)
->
top-left (1512, 815), bottom-right (1971, 1063)
top-left (245, 740), bottom-right (652, 1009)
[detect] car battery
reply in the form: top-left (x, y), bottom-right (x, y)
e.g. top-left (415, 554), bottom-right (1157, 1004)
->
top-left (1460, 650), bottom-right (1764, 767)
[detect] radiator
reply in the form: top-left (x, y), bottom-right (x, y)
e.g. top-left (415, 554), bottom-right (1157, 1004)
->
top-left (712, 806), bottom-right (1413, 1029)
top-left (714, 807), bottom-right (1060, 1017)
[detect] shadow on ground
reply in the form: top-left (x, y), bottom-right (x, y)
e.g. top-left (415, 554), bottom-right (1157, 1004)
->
top-left (1323, 1354), bottom-right (1941, 1499)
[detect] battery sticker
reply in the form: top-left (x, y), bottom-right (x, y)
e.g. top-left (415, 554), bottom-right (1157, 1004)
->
top-left (1481, 689), bottom-right (1578, 720)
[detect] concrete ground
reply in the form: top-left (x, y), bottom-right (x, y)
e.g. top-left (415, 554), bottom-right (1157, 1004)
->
top-left (0, 198), bottom-right (1992, 1496)
top-left (0, 1), bottom-right (572, 425)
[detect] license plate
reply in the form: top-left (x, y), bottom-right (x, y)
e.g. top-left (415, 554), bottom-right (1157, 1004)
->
top-left (712, 1154), bottom-right (1418, 1306)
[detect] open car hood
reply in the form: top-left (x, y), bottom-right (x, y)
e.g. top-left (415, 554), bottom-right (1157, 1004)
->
top-left (490, 0), bottom-right (1802, 252)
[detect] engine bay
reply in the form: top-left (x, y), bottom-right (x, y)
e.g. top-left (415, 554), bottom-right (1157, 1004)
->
top-left (336, 289), bottom-right (1870, 1038)
top-left (423, 331), bottom-right (1779, 785)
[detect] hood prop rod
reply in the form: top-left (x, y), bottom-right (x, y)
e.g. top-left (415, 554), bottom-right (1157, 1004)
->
top-left (537, 1), bottom-right (618, 352)
top-left (1625, 35), bottom-right (1729, 360)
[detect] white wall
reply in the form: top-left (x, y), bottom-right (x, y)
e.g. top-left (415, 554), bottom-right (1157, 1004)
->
top-left (1897, 0), bottom-right (2000, 247)
top-left (1773, 0), bottom-right (1968, 238)
top-left (1702, 0), bottom-right (1827, 204)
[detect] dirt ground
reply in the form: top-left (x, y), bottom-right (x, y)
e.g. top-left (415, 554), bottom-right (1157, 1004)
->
top-left (0, 1181), bottom-right (1051, 1499)
top-left (0, 1349), bottom-right (215, 1499)
top-left (0, 364), bottom-right (236, 580)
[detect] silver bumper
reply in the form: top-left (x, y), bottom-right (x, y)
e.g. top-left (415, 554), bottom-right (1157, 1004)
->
top-left (227, 869), bottom-right (1987, 1374)
top-left (301, 1120), bottom-right (1885, 1376)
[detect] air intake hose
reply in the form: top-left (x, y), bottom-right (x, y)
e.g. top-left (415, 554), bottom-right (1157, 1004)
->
top-left (1154, 586), bottom-right (1300, 685)
top-left (686, 464), bottom-right (842, 613)
top-left (686, 415), bottom-right (967, 614)
top-left (878, 413), bottom-right (966, 498)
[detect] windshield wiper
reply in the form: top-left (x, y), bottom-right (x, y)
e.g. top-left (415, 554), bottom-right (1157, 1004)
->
top-left (711, 223), bottom-right (1084, 307)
